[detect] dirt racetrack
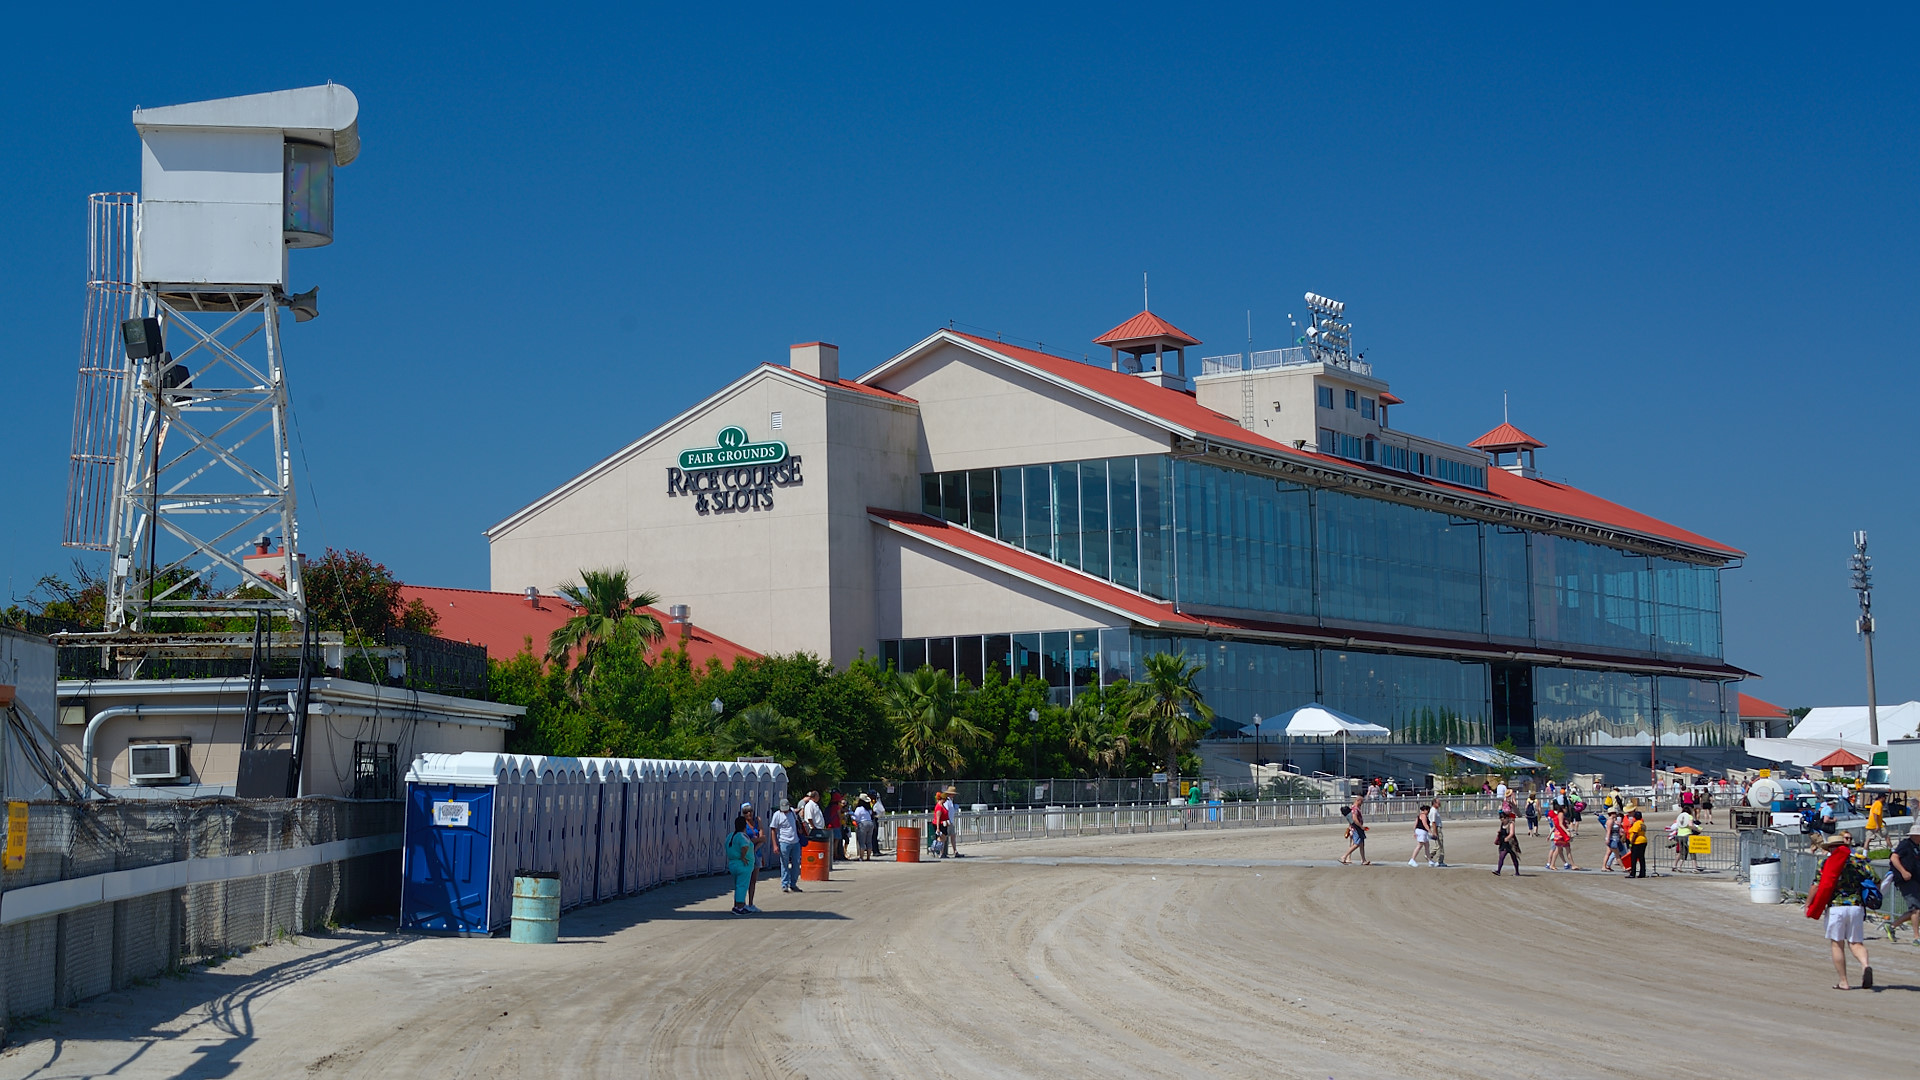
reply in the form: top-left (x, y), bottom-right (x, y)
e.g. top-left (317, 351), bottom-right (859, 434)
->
top-left (3, 818), bottom-right (1908, 1079)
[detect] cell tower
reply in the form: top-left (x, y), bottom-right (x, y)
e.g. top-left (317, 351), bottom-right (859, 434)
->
top-left (62, 85), bottom-right (359, 632)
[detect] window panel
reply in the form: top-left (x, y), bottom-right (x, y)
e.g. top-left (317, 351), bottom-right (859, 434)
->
top-left (956, 636), bottom-right (984, 687)
top-left (1012, 633), bottom-right (1041, 682)
top-left (967, 470), bottom-right (997, 537)
top-left (1023, 467), bottom-right (1051, 555)
top-left (1080, 460), bottom-right (1109, 580)
top-left (940, 472), bottom-right (967, 525)
top-left (920, 474), bottom-right (942, 518)
top-left (1053, 463), bottom-right (1081, 569)
top-left (1108, 457), bottom-right (1139, 590)
top-left (927, 636), bottom-right (955, 679)
top-left (984, 634), bottom-right (1012, 682)
top-left (901, 638), bottom-right (926, 673)
top-left (997, 467), bottom-right (1024, 546)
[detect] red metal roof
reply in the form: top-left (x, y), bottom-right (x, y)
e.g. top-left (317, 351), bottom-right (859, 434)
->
top-left (1468, 422), bottom-right (1546, 451)
top-left (1378, 392), bottom-right (1404, 406)
top-left (766, 363), bottom-right (917, 403)
top-left (396, 585), bottom-right (762, 668)
top-left (1812, 747), bottom-right (1868, 769)
top-left (870, 508), bottom-right (1752, 679)
top-left (946, 332), bottom-right (1743, 558)
top-left (1738, 692), bottom-right (1789, 719)
top-left (1092, 311), bottom-right (1201, 347)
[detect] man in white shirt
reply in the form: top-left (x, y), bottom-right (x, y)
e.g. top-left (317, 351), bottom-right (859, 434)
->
top-left (800, 791), bottom-right (826, 843)
top-left (868, 792), bottom-right (889, 855)
top-left (1426, 799), bottom-right (1447, 866)
top-left (1495, 780), bottom-right (1509, 805)
top-left (943, 791), bottom-right (963, 857)
top-left (769, 801), bottom-right (803, 892)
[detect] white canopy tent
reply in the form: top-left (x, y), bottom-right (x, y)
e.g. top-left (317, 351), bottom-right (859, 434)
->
top-left (1278, 704), bottom-right (1391, 778)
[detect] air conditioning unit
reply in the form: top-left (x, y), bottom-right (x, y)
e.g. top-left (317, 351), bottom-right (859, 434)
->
top-left (128, 742), bottom-right (188, 783)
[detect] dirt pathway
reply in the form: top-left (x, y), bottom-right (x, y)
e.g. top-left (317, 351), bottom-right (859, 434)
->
top-left (3, 821), bottom-right (1906, 1079)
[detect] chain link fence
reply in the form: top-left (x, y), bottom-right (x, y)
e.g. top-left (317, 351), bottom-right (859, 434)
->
top-left (0, 797), bottom-right (399, 1033)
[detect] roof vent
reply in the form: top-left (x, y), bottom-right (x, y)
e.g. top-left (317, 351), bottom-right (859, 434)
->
top-left (668, 603), bottom-right (691, 641)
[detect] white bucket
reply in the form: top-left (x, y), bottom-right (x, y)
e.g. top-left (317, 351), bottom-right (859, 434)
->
top-left (1749, 858), bottom-right (1782, 904)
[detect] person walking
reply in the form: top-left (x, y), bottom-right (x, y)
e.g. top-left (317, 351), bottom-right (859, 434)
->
top-left (932, 793), bottom-right (952, 857)
top-left (1602, 808), bottom-right (1626, 872)
top-left (939, 789), bottom-right (964, 858)
top-left (1546, 804), bottom-right (1581, 871)
top-left (1492, 811), bottom-right (1524, 876)
top-left (726, 815), bottom-right (757, 915)
top-left (1670, 806), bottom-right (1702, 873)
top-left (1427, 798), bottom-right (1448, 867)
top-left (1626, 810), bottom-right (1649, 878)
top-left (1341, 794), bottom-right (1372, 865)
top-left (1888, 823), bottom-right (1920, 943)
top-left (1866, 794), bottom-right (1888, 848)
top-left (769, 800), bottom-right (803, 893)
top-left (1524, 796), bottom-right (1540, 837)
top-left (1805, 833), bottom-right (1873, 989)
top-left (1696, 788), bottom-right (1714, 827)
top-left (740, 802), bottom-right (765, 911)
top-left (1409, 803), bottom-right (1435, 867)
top-left (852, 795), bottom-right (877, 860)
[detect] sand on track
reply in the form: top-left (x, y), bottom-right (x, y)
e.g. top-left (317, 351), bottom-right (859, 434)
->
top-left (3, 820), bottom-right (1906, 1080)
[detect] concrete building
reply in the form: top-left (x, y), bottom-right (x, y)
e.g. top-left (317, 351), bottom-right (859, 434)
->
top-left (487, 310), bottom-right (1749, 774)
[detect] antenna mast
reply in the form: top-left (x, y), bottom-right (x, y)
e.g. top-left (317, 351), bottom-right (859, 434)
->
top-left (1852, 531), bottom-right (1879, 746)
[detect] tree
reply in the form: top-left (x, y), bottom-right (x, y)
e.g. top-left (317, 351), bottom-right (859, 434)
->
top-left (1536, 743), bottom-right (1570, 784)
top-left (4, 559), bottom-right (108, 629)
top-left (546, 568), bottom-right (663, 694)
top-left (712, 704), bottom-right (843, 794)
top-left (888, 667), bottom-right (985, 779)
top-left (1066, 691), bottom-right (1131, 777)
top-left (304, 548), bottom-right (408, 639)
top-left (1127, 652), bottom-right (1214, 782)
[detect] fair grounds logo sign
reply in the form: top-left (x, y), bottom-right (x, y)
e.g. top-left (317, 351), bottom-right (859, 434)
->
top-left (666, 426), bottom-right (802, 515)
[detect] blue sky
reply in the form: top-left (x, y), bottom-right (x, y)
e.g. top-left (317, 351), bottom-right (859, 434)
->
top-left (2, 5), bottom-right (1913, 709)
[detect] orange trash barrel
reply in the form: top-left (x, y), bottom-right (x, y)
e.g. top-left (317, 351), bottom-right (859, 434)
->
top-left (895, 826), bottom-right (921, 863)
top-left (801, 839), bottom-right (831, 881)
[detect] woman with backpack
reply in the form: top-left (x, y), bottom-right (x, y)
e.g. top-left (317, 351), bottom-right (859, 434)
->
top-left (1806, 832), bottom-right (1873, 989)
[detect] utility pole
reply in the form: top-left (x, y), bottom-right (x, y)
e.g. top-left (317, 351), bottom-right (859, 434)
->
top-left (1851, 531), bottom-right (1879, 746)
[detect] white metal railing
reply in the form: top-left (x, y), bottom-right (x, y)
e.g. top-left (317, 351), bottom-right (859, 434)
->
top-left (878, 795), bottom-right (1505, 851)
top-left (1199, 347), bottom-right (1372, 378)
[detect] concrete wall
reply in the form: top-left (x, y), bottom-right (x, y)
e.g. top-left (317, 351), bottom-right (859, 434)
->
top-left (873, 340), bottom-right (1172, 473)
top-left (871, 527), bottom-right (1121, 639)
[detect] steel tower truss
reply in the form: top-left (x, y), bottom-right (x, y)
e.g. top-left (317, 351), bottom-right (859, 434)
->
top-left (106, 285), bottom-right (304, 630)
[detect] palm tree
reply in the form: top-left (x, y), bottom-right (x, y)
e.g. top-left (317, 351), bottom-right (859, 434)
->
top-left (1127, 652), bottom-right (1214, 784)
top-left (887, 667), bottom-right (985, 779)
top-left (1066, 695), bottom-right (1130, 777)
top-left (545, 568), bottom-right (663, 693)
top-left (713, 704), bottom-right (843, 795)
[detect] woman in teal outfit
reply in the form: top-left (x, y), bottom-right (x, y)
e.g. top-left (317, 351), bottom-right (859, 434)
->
top-left (727, 816), bottom-right (757, 915)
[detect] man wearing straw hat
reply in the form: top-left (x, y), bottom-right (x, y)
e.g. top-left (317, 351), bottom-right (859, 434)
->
top-left (1805, 831), bottom-right (1873, 990)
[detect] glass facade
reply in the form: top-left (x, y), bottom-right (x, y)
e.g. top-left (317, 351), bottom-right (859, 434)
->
top-left (920, 454), bottom-right (1725, 662)
top-left (880, 629), bottom-right (1736, 747)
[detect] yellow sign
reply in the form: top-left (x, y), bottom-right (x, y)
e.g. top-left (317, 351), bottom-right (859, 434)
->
top-left (1687, 834), bottom-right (1712, 855)
top-left (4, 802), bottom-right (27, 871)
top-left (1757, 769), bottom-right (1770, 778)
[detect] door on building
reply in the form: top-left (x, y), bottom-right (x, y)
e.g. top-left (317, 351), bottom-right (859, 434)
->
top-left (1491, 663), bottom-right (1534, 748)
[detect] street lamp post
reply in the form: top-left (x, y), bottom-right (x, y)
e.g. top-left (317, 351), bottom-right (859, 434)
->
top-left (1029, 707), bottom-right (1040, 791)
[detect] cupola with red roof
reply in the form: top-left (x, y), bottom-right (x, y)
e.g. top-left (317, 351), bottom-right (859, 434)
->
top-left (1469, 420), bottom-right (1546, 478)
top-left (1094, 310), bottom-right (1201, 390)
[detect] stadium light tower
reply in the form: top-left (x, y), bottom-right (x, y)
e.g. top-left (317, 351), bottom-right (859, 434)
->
top-left (1851, 531), bottom-right (1878, 746)
top-left (1301, 292), bottom-right (1356, 368)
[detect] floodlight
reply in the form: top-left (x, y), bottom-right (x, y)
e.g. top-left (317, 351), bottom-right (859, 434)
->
top-left (121, 317), bottom-right (164, 359)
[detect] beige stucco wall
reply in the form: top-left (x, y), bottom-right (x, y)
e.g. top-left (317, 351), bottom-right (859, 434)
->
top-left (62, 690), bottom-right (508, 797)
top-left (871, 340), bottom-right (1172, 473)
top-left (871, 526), bottom-right (1124, 639)
top-left (489, 367), bottom-right (921, 664)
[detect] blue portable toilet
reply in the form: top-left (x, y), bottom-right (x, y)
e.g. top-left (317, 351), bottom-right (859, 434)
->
top-left (402, 753), bottom-right (507, 935)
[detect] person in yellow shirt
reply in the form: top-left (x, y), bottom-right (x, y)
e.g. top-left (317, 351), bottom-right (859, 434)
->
top-left (1626, 811), bottom-right (1649, 879)
top-left (1867, 796), bottom-right (1887, 847)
